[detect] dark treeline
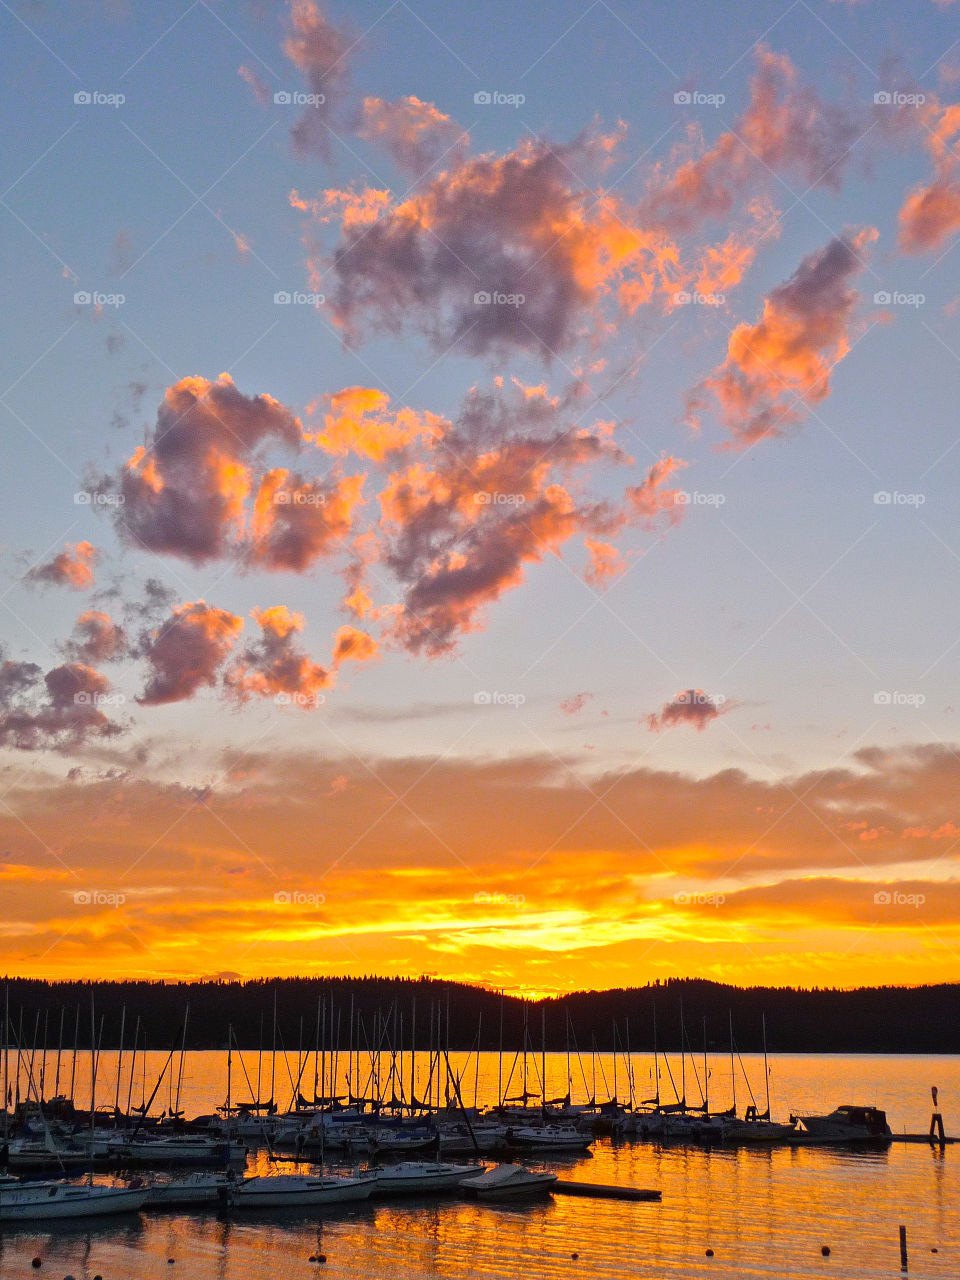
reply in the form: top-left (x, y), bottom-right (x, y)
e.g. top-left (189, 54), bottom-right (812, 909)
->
top-left (2, 976), bottom-right (959, 1054)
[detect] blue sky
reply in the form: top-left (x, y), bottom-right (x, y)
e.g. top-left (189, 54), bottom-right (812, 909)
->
top-left (1, 0), bottom-right (960, 986)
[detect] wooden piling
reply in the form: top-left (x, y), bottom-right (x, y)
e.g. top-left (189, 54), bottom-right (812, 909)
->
top-left (899, 1225), bottom-right (908, 1272)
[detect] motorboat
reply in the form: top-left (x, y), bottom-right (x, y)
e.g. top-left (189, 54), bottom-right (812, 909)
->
top-left (233, 1171), bottom-right (378, 1208)
top-left (507, 1125), bottom-right (592, 1151)
top-left (0, 1179), bottom-right (148, 1222)
top-left (143, 1171), bottom-right (231, 1208)
top-left (791, 1105), bottom-right (892, 1143)
top-left (459, 1163), bottom-right (557, 1199)
top-left (372, 1161), bottom-right (480, 1195)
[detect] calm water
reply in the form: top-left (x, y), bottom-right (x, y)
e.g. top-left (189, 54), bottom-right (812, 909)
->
top-left (1, 1053), bottom-right (957, 1279)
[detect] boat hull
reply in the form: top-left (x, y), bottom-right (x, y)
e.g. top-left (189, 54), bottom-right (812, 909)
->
top-left (0, 1184), bottom-right (148, 1222)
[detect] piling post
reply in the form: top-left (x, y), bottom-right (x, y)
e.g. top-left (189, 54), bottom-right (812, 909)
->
top-left (899, 1225), bottom-right (908, 1272)
top-left (929, 1085), bottom-right (945, 1147)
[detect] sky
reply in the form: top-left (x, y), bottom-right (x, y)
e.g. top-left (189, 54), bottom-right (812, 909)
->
top-left (1, 0), bottom-right (960, 996)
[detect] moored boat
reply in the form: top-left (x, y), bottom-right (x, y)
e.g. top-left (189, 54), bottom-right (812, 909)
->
top-left (459, 1163), bottom-right (557, 1199)
top-left (0, 1179), bottom-right (148, 1222)
top-left (790, 1105), bottom-right (892, 1143)
top-left (373, 1160), bottom-right (480, 1195)
top-left (507, 1125), bottom-right (592, 1152)
top-left (234, 1171), bottom-right (377, 1208)
top-left (143, 1171), bottom-right (231, 1208)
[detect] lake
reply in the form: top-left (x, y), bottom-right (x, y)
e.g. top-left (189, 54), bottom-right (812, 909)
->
top-left (1, 1052), bottom-right (957, 1279)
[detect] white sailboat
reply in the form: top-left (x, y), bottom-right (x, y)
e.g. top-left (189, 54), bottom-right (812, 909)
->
top-left (143, 1171), bottom-right (231, 1208)
top-left (372, 1161), bottom-right (480, 1195)
top-left (234, 1171), bottom-right (378, 1208)
top-left (0, 1179), bottom-right (148, 1222)
top-left (507, 1124), bottom-right (592, 1151)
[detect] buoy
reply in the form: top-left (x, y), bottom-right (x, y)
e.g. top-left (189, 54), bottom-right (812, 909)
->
top-left (571, 1253), bottom-right (579, 1260)
top-left (31, 1260), bottom-right (41, 1269)
top-left (822, 1246), bottom-right (831, 1256)
top-left (705, 1248), bottom-right (714, 1257)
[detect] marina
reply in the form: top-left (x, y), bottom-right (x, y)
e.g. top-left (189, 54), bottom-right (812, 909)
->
top-left (0, 1018), bottom-right (957, 1278)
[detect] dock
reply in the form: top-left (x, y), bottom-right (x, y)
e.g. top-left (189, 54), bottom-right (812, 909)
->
top-left (891, 1133), bottom-right (957, 1144)
top-left (552, 1180), bottom-right (661, 1202)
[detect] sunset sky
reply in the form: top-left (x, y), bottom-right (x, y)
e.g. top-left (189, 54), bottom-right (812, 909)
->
top-left (2, 0), bottom-right (960, 995)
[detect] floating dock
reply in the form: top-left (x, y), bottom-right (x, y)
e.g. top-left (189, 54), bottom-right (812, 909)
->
top-left (552, 1180), bottom-right (661, 1202)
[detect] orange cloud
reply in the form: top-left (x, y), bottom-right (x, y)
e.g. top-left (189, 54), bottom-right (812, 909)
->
top-left (283, 0), bottom-right (353, 158)
top-left (898, 102), bottom-right (960, 253)
top-left (249, 470), bottom-right (365, 571)
top-left (643, 49), bottom-right (861, 236)
top-left (107, 373), bottom-right (303, 564)
top-left (307, 386), bottom-right (444, 461)
top-left (138, 600), bottom-right (244, 705)
top-left (584, 538), bottom-right (627, 587)
top-left (645, 689), bottom-right (730, 732)
top-left (0, 652), bottom-right (123, 751)
top-left (26, 541), bottom-right (97, 591)
top-left (319, 129), bottom-right (681, 357)
top-left (225, 605), bottom-right (330, 704)
top-left (64, 611), bottom-right (126, 663)
top-left (332, 624), bottom-right (379, 665)
top-left (359, 95), bottom-right (467, 175)
top-left (687, 229), bottom-right (877, 446)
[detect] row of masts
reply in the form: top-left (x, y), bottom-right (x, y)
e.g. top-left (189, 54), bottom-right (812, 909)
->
top-left (2, 985), bottom-right (776, 1124)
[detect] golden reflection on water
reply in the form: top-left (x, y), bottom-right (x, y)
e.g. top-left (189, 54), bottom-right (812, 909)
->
top-left (0, 1055), bottom-right (957, 1278)
top-left (0, 1142), bottom-right (956, 1279)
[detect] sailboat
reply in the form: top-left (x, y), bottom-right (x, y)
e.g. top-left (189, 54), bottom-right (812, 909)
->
top-left (372, 1160), bottom-right (480, 1195)
top-left (0, 1178), bottom-right (148, 1222)
top-left (0, 995), bottom-right (146, 1222)
top-left (233, 1170), bottom-right (378, 1208)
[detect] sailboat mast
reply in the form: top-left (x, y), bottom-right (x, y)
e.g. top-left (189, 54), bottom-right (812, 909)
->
top-left (498, 994), bottom-right (504, 1108)
top-left (763, 1013), bottom-right (771, 1117)
top-left (729, 1010), bottom-right (737, 1115)
top-left (54, 1005), bottom-right (65, 1097)
top-left (114, 1005), bottom-right (126, 1117)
